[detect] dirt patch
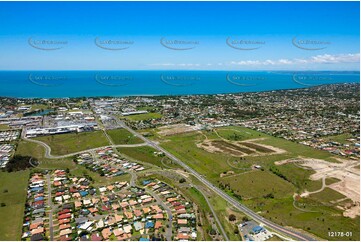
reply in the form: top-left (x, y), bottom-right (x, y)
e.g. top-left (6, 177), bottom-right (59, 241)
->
top-left (342, 204), bottom-right (360, 219)
top-left (241, 142), bottom-right (274, 153)
top-left (220, 170), bottom-right (235, 178)
top-left (158, 123), bottom-right (202, 136)
top-left (198, 139), bottom-right (285, 157)
top-left (175, 169), bottom-right (190, 178)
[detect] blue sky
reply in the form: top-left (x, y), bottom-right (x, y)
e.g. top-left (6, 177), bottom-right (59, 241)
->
top-left (0, 1), bottom-right (359, 70)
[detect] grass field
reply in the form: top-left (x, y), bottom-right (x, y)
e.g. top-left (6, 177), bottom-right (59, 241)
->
top-left (269, 163), bottom-right (322, 192)
top-left (106, 128), bottom-right (143, 145)
top-left (244, 195), bottom-right (359, 240)
top-left (16, 140), bottom-right (45, 159)
top-left (0, 170), bottom-right (30, 240)
top-left (29, 104), bottom-right (48, 111)
top-left (33, 131), bottom-right (110, 155)
top-left (137, 106), bottom-right (158, 111)
top-left (308, 187), bottom-right (347, 204)
top-left (207, 192), bottom-right (244, 241)
top-left (117, 146), bottom-right (181, 169)
top-left (156, 125), bottom-right (359, 240)
top-left (220, 170), bottom-right (294, 199)
top-left (0, 124), bottom-right (9, 130)
top-left (123, 112), bottom-right (162, 121)
top-left (322, 133), bottom-right (353, 144)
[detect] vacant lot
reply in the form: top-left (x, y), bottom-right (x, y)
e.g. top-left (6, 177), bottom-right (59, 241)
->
top-left (106, 128), bottom-right (143, 145)
top-left (0, 124), bottom-right (9, 130)
top-left (198, 138), bottom-right (283, 157)
top-left (322, 133), bottom-right (354, 144)
top-left (158, 123), bottom-right (202, 136)
top-left (34, 131), bottom-right (110, 155)
top-left (243, 195), bottom-right (360, 241)
top-left (124, 112), bottom-right (162, 121)
top-left (118, 146), bottom-right (180, 169)
top-left (220, 170), bottom-right (294, 199)
top-left (0, 170), bottom-right (30, 240)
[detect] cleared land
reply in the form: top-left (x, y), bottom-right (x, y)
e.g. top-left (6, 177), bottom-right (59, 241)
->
top-left (106, 128), bottom-right (143, 144)
top-left (0, 170), bottom-right (30, 240)
top-left (123, 112), bottom-right (162, 121)
top-left (33, 131), bottom-right (110, 155)
top-left (158, 123), bottom-right (202, 136)
top-left (275, 157), bottom-right (360, 218)
top-left (117, 146), bottom-right (180, 169)
top-left (198, 139), bottom-right (284, 157)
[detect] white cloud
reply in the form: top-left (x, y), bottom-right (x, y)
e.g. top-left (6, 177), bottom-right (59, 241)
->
top-left (230, 53), bottom-right (360, 66)
top-left (308, 53), bottom-right (360, 64)
top-left (278, 59), bottom-right (293, 64)
top-left (148, 53), bottom-right (359, 69)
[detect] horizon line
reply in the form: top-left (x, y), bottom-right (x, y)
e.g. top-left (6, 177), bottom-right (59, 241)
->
top-left (0, 69), bottom-right (359, 72)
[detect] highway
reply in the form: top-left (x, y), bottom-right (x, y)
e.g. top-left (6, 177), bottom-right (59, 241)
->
top-left (117, 120), bottom-right (316, 241)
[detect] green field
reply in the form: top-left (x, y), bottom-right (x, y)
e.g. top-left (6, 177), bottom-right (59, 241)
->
top-left (117, 146), bottom-right (180, 169)
top-left (322, 133), bottom-right (354, 144)
top-left (33, 131), bottom-right (110, 155)
top-left (123, 112), bottom-right (162, 121)
top-left (156, 125), bottom-right (359, 240)
top-left (220, 170), bottom-right (294, 199)
top-left (244, 195), bottom-right (359, 240)
top-left (308, 187), bottom-right (347, 204)
top-left (106, 128), bottom-right (143, 145)
top-left (269, 163), bottom-right (323, 192)
top-left (16, 140), bottom-right (45, 159)
top-left (29, 104), bottom-right (48, 111)
top-left (0, 170), bottom-right (30, 240)
top-left (0, 124), bottom-right (9, 130)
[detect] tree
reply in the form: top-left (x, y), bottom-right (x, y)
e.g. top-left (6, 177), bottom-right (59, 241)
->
top-left (209, 229), bottom-right (217, 235)
top-left (234, 225), bottom-right (239, 234)
top-left (5, 155), bottom-right (38, 172)
top-left (229, 214), bottom-right (236, 222)
top-left (179, 178), bottom-right (186, 183)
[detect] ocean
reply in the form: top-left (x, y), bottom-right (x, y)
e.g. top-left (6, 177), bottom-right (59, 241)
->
top-left (0, 71), bottom-right (359, 98)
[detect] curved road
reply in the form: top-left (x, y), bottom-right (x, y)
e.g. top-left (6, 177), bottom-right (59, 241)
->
top-left (117, 120), bottom-right (316, 241)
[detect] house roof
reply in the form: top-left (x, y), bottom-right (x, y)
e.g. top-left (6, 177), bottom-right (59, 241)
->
top-left (91, 233), bottom-right (102, 241)
top-left (101, 228), bottom-right (111, 240)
